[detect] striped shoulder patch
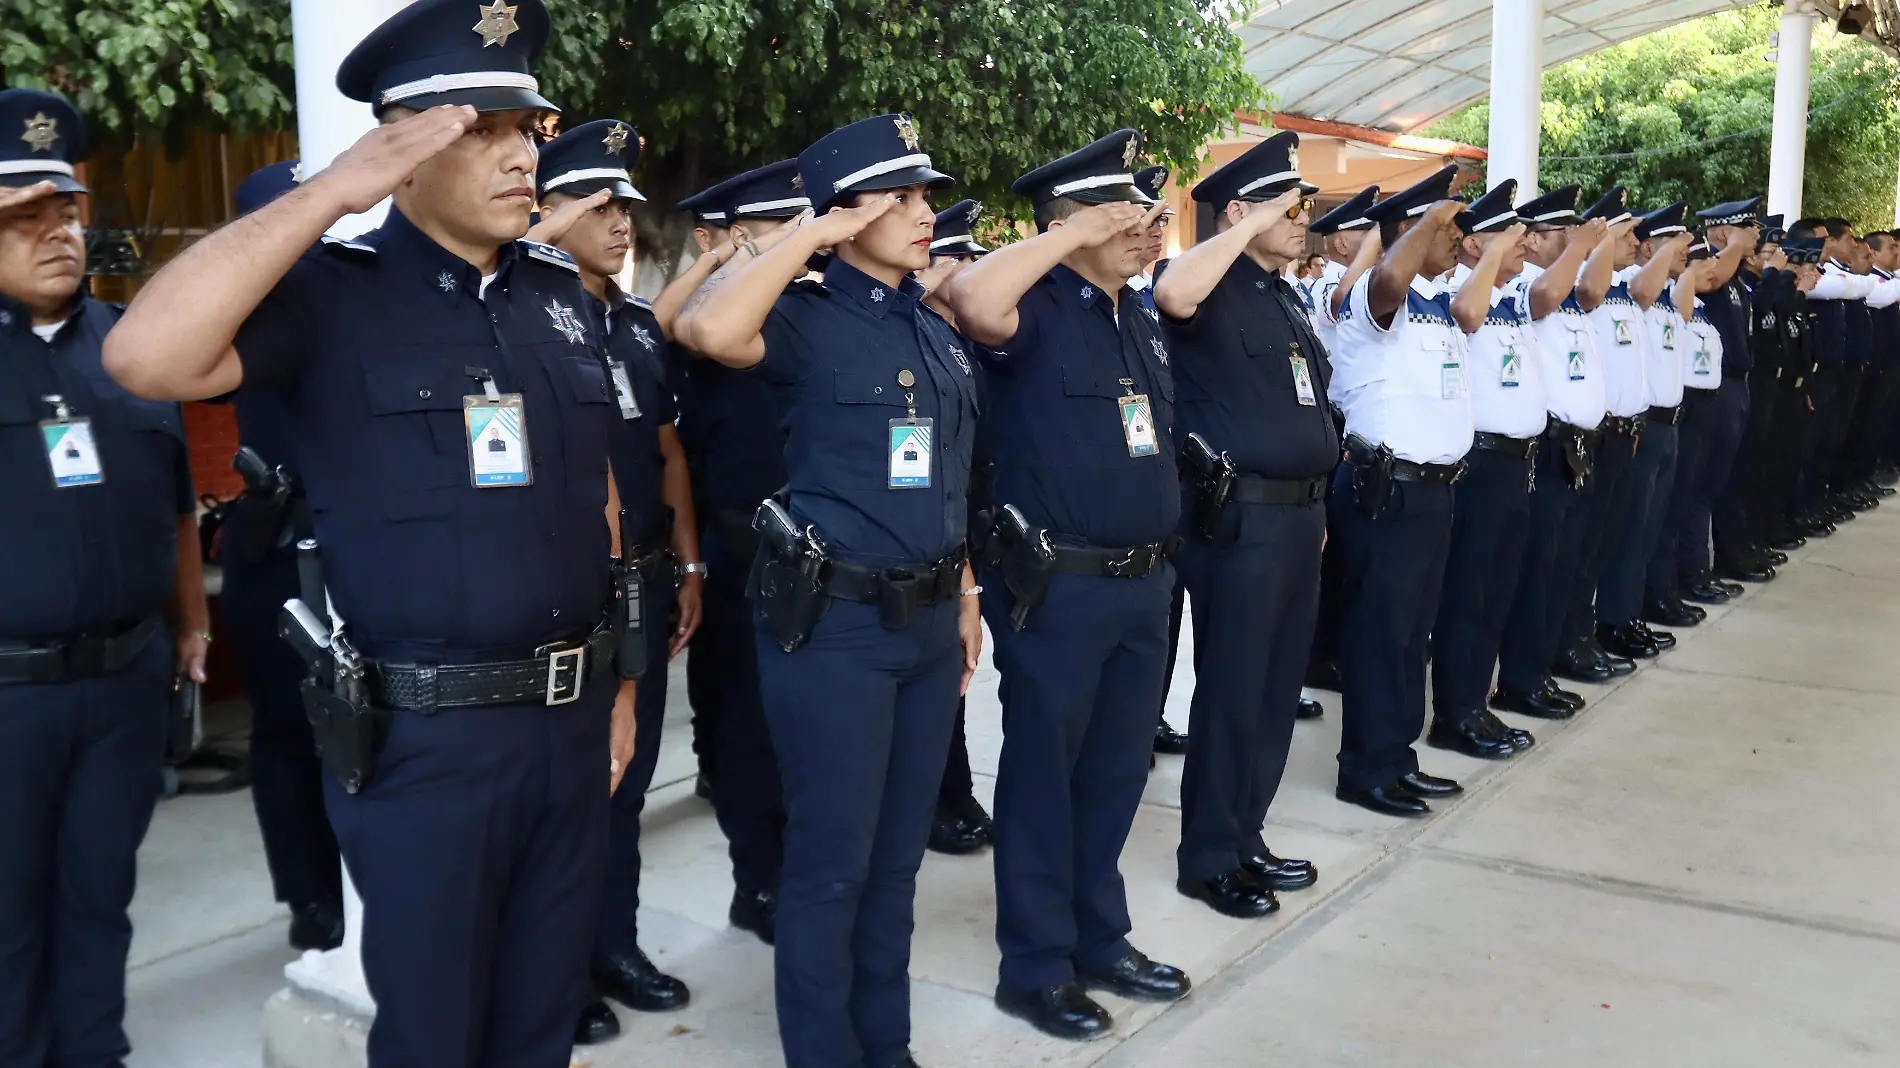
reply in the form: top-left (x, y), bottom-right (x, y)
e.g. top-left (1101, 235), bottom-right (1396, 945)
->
top-left (519, 240), bottom-right (579, 273)
top-left (318, 234), bottom-right (377, 255)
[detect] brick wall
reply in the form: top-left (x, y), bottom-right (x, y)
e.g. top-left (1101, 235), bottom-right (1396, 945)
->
top-left (184, 402), bottom-right (243, 502)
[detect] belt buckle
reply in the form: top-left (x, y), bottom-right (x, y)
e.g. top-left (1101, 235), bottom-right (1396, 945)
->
top-left (1103, 548), bottom-right (1143, 578)
top-left (543, 644), bottom-right (587, 706)
top-left (1306, 478), bottom-right (1326, 504)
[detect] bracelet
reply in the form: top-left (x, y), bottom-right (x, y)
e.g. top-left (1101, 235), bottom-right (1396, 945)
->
top-left (961, 585), bottom-right (983, 597)
top-left (679, 562), bottom-right (709, 578)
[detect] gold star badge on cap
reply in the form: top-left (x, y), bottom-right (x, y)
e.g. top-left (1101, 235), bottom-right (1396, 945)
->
top-left (21, 113), bottom-right (59, 154)
top-left (1122, 135), bottom-right (1139, 169)
top-left (472, 0), bottom-right (520, 47)
top-left (602, 123), bottom-right (630, 155)
top-left (894, 115), bottom-right (920, 151)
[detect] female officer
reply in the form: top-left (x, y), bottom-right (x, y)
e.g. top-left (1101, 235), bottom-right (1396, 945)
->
top-left (680, 114), bottom-right (981, 1068)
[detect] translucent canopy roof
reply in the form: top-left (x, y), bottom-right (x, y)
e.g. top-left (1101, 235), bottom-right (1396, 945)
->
top-left (1239, 0), bottom-right (1876, 132)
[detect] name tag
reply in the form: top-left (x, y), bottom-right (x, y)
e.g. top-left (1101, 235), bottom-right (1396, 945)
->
top-left (1290, 355), bottom-right (1317, 406)
top-left (42, 417), bottom-right (103, 487)
top-left (1568, 350), bottom-right (1586, 381)
top-left (1120, 394), bottom-right (1159, 457)
top-left (1661, 323), bottom-right (1676, 351)
top-left (464, 394), bottom-right (533, 487)
top-left (1441, 360), bottom-right (1464, 400)
top-left (1614, 319), bottom-right (1633, 346)
top-left (609, 361), bottom-right (641, 420)
top-left (1693, 348), bottom-right (1713, 376)
top-left (888, 418), bottom-right (933, 488)
top-left (1500, 346), bottom-right (1522, 388)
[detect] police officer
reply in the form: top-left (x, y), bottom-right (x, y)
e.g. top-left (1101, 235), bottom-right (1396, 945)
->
top-left (1629, 203), bottom-right (1704, 631)
top-left (1428, 181), bottom-right (1552, 755)
top-left (221, 161), bottom-right (346, 953)
top-left (532, 118), bottom-right (706, 1042)
top-left (946, 131), bottom-right (1191, 1040)
top-left (918, 198), bottom-right (996, 856)
top-left (1326, 165), bottom-right (1474, 818)
top-left (1788, 218), bottom-right (1872, 533)
top-left (102, 2), bottom-right (638, 1061)
top-left (1755, 235), bottom-right (1828, 549)
top-left (1150, 132), bottom-right (1330, 919)
top-left (1696, 199), bottom-right (1778, 584)
top-left (1717, 221), bottom-right (1795, 568)
top-left (680, 113), bottom-right (980, 1068)
top-left (667, 161), bottom-right (811, 941)
top-left (1669, 233), bottom-right (1746, 608)
top-left (1129, 164), bottom-right (1170, 320)
top-left (0, 88), bottom-right (210, 1068)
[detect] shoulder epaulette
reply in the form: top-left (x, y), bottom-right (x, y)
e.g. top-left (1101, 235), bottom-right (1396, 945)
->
top-left (519, 240), bottom-right (579, 273)
top-left (318, 234), bottom-right (378, 255)
top-left (791, 277), bottom-right (830, 297)
top-left (628, 294), bottom-right (653, 310)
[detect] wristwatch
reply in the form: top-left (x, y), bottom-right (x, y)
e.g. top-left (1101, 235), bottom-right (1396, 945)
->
top-left (679, 562), bottom-right (709, 579)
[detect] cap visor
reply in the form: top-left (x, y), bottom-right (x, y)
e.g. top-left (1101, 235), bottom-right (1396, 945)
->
top-left (0, 172), bottom-right (87, 195)
top-left (391, 85), bottom-right (559, 115)
top-left (733, 205), bottom-right (809, 221)
top-left (1063, 183), bottom-right (1149, 206)
top-left (1240, 179), bottom-right (1320, 201)
top-left (933, 239), bottom-right (988, 256)
top-left (542, 176), bottom-right (645, 202)
top-left (826, 165), bottom-right (956, 208)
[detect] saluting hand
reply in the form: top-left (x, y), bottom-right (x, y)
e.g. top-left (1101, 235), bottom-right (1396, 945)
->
top-left (806, 197), bottom-right (898, 249)
top-left (0, 181), bottom-right (58, 213)
top-left (1064, 202), bottom-right (1148, 249)
top-left (524, 189), bottom-right (611, 245)
top-left (309, 105), bottom-right (475, 216)
top-left (1424, 199), bottom-right (1465, 233)
top-left (1606, 218), bottom-right (1639, 242)
top-left (1244, 188), bottom-right (1305, 233)
top-left (1572, 217), bottom-right (1609, 248)
top-left (1764, 248), bottom-right (1791, 273)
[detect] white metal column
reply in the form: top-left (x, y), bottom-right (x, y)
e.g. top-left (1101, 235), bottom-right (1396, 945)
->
top-left (1486, 0), bottom-right (1545, 198)
top-left (291, 0), bottom-right (410, 237)
top-left (1768, 0), bottom-right (1818, 222)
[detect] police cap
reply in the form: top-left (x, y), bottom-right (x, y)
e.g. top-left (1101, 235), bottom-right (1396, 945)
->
top-left (537, 118), bottom-right (644, 202)
top-left (1013, 130), bottom-right (1149, 208)
top-left (0, 89), bottom-right (87, 194)
top-left (337, 0), bottom-right (556, 117)
top-left (798, 114), bottom-right (953, 213)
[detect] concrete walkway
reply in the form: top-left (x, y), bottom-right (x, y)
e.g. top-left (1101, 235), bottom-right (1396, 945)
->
top-left (125, 507), bottom-right (1900, 1067)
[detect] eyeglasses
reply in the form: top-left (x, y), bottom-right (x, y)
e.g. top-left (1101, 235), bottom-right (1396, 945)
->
top-left (1286, 197), bottom-right (1315, 220)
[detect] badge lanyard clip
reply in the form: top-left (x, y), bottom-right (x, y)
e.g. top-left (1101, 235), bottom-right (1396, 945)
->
top-left (465, 365), bottom-right (502, 402)
top-left (42, 394), bottom-right (72, 420)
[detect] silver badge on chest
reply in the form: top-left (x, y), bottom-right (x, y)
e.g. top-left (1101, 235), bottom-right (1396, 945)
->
top-left (545, 299), bottom-right (587, 345)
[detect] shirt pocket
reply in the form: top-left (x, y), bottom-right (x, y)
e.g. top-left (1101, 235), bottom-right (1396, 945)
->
top-left (832, 368), bottom-right (910, 487)
top-left (552, 355), bottom-right (616, 481)
top-left (360, 362), bottom-right (467, 506)
top-left (1241, 328), bottom-right (1297, 391)
top-left (1392, 334), bottom-right (1455, 399)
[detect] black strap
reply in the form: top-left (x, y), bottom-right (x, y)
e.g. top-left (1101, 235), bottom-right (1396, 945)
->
top-left (1645, 404), bottom-right (1683, 425)
top-left (1545, 419), bottom-right (1602, 448)
top-left (1472, 432), bottom-right (1539, 459)
top-left (369, 629), bottom-right (616, 713)
top-left (1344, 435), bottom-right (1465, 484)
top-left (821, 552), bottom-right (967, 605)
top-left (1049, 539), bottom-right (1177, 578)
top-left (0, 616), bottom-right (164, 685)
top-left (1231, 474), bottom-right (1328, 505)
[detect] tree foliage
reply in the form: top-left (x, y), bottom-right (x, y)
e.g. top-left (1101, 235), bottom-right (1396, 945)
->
top-left (1424, 3), bottom-right (1900, 231)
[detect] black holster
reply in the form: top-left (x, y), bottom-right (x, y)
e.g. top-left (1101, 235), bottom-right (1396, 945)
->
top-left (1348, 442), bottom-right (1396, 519)
top-left (750, 497), bottom-right (830, 652)
top-left (985, 504), bottom-right (1057, 631)
top-left (1180, 432), bottom-right (1237, 542)
top-left (300, 675), bottom-right (390, 796)
top-left (612, 560), bottom-right (649, 681)
top-left (225, 446), bottom-right (295, 566)
top-left (1561, 430), bottom-right (1594, 489)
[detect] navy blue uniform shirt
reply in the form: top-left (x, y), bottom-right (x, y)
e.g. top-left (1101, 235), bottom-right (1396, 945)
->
top-left (978, 263), bottom-right (1180, 547)
top-left (599, 286), bottom-right (677, 549)
top-left (688, 356), bottom-right (787, 517)
top-left (1843, 293), bottom-right (1873, 368)
top-left (756, 256), bottom-right (978, 568)
top-left (232, 209), bottom-right (617, 662)
top-left (1159, 254), bottom-right (1338, 479)
top-left (1703, 272), bottom-right (1753, 375)
top-left (1, 293), bottom-right (194, 640)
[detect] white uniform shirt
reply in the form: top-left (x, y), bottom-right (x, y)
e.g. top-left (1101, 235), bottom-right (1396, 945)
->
top-left (1592, 264), bottom-right (1651, 417)
top-left (1449, 262), bottom-right (1548, 438)
top-left (1332, 270), bottom-right (1475, 464)
top-left (1509, 261), bottom-right (1606, 429)
top-left (1309, 258), bottom-right (1350, 367)
top-left (1684, 298), bottom-right (1722, 390)
top-left (1645, 287), bottom-right (1687, 408)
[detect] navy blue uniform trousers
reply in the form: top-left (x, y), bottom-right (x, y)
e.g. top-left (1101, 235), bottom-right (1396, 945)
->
top-left (1712, 374), bottom-right (1766, 568)
top-left (594, 583), bottom-right (678, 960)
top-left (324, 682), bottom-right (612, 1068)
top-left (702, 524), bottom-right (784, 896)
top-left (1330, 467), bottom-right (1455, 793)
top-left (1600, 422), bottom-right (1677, 624)
top-left (1499, 442), bottom-right (1595, 694)
top-left (219, 546), bottom-right (342, 913)
top-left (986, 567), bottom-right (1172, 990)
top-left (1175, 500), bottom-right (1324, 882)
top-left (1566, 433), bottom-right (1637, 648)
top-left (0, 634), bottom-right (169, 1068)
top-left (757, 598), bottom-right (961, 1068)
top-left (1684, 378), bottom-right (1748, 575)
top-left (1433, 449), bottom-right (1534, 718)
top-left (1655, 391), bottom-right (1717, 595)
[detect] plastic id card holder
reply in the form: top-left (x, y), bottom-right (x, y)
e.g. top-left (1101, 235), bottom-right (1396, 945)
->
top-left (464, 394), bottom-right (533, 487)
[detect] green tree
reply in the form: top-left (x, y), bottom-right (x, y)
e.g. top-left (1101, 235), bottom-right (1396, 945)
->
top-left (1425, 3), bottom-right (1900, 232)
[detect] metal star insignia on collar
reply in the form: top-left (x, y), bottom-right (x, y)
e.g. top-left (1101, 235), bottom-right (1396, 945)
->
top-left (630, 323), bottom-right (655, 350)
top-left (472, 0), bottom-right (520, 47)
top-left (1152, 339), bottom-right (1169, 364)
top-left (1122, 136), bottom-right (1139, 169)
top-left (21, 113), bottom-right (58, 154)
top-left (1080, 285), bottom-right (1094, 302)
top-left (545, 298), bottom-right (587, 344)
top-left (436, 271), bottom-right (457, 293)
top-left (289, 162), bottom-right (304, 183)
top-left (950, 345), bottom-right (971, 374)
top-left (893, 116), bottom-right (920, 151)
top-left (869, 287), bottom-right (886, 303)
top-left (602, 123), bottom-right (630, 155)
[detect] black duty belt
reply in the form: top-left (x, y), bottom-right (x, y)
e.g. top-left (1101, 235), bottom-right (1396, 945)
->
top-left (1602, 415), bottom-right (1643, 437)
top-left (1546, 419), bottom-right (1602, 448)
top-left (823, 549), bottom-right (968, 606)
top-left (1344, 436), bottom-right (1466, 485)
top-left (368, 628), bottom-right (617, 713)
top-left (1644, 404), bottom-right (1683, 426)
top-left (0, 615), bottom-right (163, 685)
top-left (1231, 474), bottom-right (1329, 505)
top-left (1472, 432), bottom-right (1540, 459)
top-left (1049, 539), bottom-right (1177, 579)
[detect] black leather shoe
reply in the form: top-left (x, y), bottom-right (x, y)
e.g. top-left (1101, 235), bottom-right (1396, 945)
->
top-left (995, 980), bottom-right (1113, 1040)
top-left (1305, 659), bottom-right (1342, 692)
top-left (1632, 621), bottom-right (1676, 650)
top-left (1769, 534), bottom-right (1806, 551)
top-left (288, 901), bottom-right (345, 952)
top-left (1587, 639), bottom-right (1636, 676)
top-left (1552, 647), bottom-right (1613, 684)
top-left (695, 772), bottom-right (714, 801)
top-left (575, 997), bottom-right (621, 1045)
top-left (1335, 783), bottom-right (1431, 817)
top-left (1426, 716), bottom-right (1518, 760)
top-left (1296, 696), bottom-right (1324, 720)
top-left (1717, 562), bottom-right (1775, 583)
top-left (1176, 871), bottom-right (1279, 918)
top-left (730, 888), bottom-right (777, 946)
top-left (1680, 580), bottom-right (1731, 605)
top-left (1078, 949), bottom-right (1191, 1003)
top-left (1765, 550), bottom-right (1790, 566)
top-left (1153, 721), bottom-right (1190, 755)
top-left (1242, 850), bottom-right (1318, 891)
top-left (1597, 623), bottom-right (1659, 660)
top-left (1477, 710), bottom-right (1534, 750)
top-left (1396, 770), bottom-right (1464, 797)
top-left (594, 948), bottom-right (689, 1012)
top-left (1538, 679), bottom-right (1585, 711)
top-left (1642, 599), bottom-right (1700, 628)
top-left (928, 798), bottom-right (993, 855)
top-left (1490, 687), bottom-right (1577, 720)
top-left (1714, 579), bottom-right (1745, 597)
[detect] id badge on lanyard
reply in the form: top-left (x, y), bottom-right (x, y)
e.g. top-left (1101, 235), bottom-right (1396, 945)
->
top-left (609, 361), bottom-right (642, 420)
top-left (1566, 329), bottom-right (1588, 381)
top-left (889, 368), bottom-right (932, 488)
top-left (39, 395), bottom-right (102, 487)
top-left (1117, 377), bottom-right (1159, 457)
top-left (462, 369), bottom-right (532, 487)
top-left (1500, 345), bottom-right (1522, 388)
